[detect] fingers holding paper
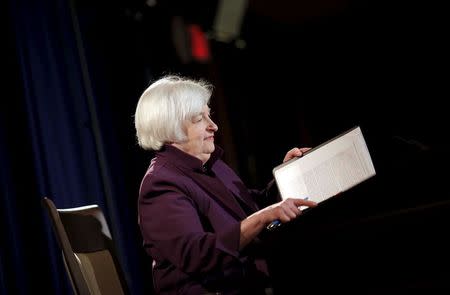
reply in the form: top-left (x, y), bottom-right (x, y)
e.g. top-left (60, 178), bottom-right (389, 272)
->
top-left (283, 147), bottom-right (311, 163)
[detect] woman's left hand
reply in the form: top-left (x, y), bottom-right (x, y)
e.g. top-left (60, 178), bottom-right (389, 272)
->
top-left (283, 147), bottom-right (311, 163)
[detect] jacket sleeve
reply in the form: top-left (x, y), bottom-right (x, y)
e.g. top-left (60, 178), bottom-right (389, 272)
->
top-left (139, 178), bottom-right (242, 277)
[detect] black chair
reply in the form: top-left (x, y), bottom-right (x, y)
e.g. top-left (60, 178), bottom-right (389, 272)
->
top-left (42, 197), bottom-right (129, 295)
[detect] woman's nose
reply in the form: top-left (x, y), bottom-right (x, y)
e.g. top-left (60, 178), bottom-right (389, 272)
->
top-left (209, 119), bottom-right (218, 131)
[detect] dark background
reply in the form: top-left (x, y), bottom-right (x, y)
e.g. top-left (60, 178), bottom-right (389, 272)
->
top-left (64, 0), bottom-right (449, 186)
top-left (2, 0), bottom-right (449, 294)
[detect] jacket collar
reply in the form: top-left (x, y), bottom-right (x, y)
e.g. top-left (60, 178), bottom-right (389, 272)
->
top-left (157, 144), bottom-right (223, 173)
top-left (156, 144), bottom-right (247, 220)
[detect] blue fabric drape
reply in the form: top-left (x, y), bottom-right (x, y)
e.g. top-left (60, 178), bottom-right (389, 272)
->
top-left (3, 0), bottom-right (145, 294)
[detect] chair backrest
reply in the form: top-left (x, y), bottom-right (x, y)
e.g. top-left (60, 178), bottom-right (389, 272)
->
top-left (42, 197), bottom-right (129, 295)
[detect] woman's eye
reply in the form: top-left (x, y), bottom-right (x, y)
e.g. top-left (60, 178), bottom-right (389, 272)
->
top-left (193, 116), bottom-right (203, 122)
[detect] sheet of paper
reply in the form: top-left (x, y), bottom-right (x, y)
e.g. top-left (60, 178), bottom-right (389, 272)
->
top-left (273, 126), bottom-right (376, 203)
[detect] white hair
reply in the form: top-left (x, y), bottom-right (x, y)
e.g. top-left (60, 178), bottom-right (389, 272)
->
top-left (134, 75), bottom-right (213, 150)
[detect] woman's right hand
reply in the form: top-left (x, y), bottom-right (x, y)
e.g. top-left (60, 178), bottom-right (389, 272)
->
top-left (261, 198), bottom-right (317, 225)
top-left (240, 198), bottom-right (317, 249)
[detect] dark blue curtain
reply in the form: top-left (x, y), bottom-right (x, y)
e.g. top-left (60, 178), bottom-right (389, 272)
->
top-left (2, 0), bottom-right (147, 294)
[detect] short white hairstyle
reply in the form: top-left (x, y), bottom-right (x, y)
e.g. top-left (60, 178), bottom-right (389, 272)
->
top-left (134, 75), bottom-right (213, 150)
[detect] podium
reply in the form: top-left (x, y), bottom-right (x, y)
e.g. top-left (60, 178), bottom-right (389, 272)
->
top-left (265, 143), bottom-right (450, 294)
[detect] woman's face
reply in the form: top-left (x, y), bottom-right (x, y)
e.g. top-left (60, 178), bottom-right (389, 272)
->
top-left (172, 105), bottom-right (218, 163)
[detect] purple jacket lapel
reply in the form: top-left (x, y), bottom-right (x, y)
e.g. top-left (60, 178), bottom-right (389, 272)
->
top-left (186, 171), bottom-right (248, 220)
top-left (212, 160), bottom-right (259, 213)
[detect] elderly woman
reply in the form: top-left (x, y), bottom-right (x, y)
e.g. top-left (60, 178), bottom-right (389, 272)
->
top-left (135, 75), bottom-right (316, 295)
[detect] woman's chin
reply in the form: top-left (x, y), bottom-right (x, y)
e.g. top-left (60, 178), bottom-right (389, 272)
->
top-left (204, 142), bottom-right (215, 153)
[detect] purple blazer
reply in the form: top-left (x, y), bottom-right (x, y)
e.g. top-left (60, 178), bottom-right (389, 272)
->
top-left (138, 144), bottom-right (279, 294)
